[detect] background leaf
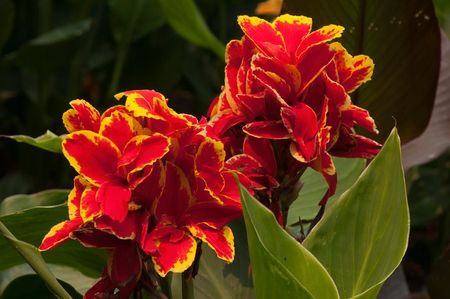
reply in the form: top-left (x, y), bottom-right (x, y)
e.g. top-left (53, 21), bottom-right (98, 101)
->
top-left (0, 205), bottom-right (106, 278)
top-left (158, 0), bottom-right (225, 59)
top-left (0, 189), bottom-right (69, 217)
top-left (108, 0), bottom-right (166, 42)
top-left (0, 274), bottom-right (81, 299)
top-left (303, 128), bottom-right (409, 298)
top-left (0, 0), bottom-right (14, 54)
top-left (194, 220), bottom-right (255, 299)
top-left (240, 183), bottom-right (340, 299)
top-left (0, 221), bottom-right (71, 299)
top-left (402, 32), bottom-right (450, 169)
top-left (287, 157), bottom-right (365, 226)
top-left (284, 0), bottom-right (441, 143)
top-left (4, 130), bottom-right (63, 153)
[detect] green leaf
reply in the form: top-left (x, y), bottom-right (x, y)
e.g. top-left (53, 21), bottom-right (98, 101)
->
top-left (0, 0), bottom-right (14, 53)
top-left (4, 130), bottom-right (64, 153)
top-left (0, 205), bottom-right (106, 278)
top-left (303, 128), bottom-right (409, 298)
top-left (194, 220), bottom-right (255, 299)
top-left (284, 0), bottom-right (441, 143)
top-left (239, 183), bottom-right (340, 299)
top-left (288, 157), bottom-right (365, 225)
top-left (0, 274), bottom-right (82, 299)
top-left (0, 221), bottom-right (72, 299)
top-left (13, 19), bottom-right (92, 71)
top-left (158, 0), bottom-right (225, 59)
top-left (108, 0), bottom-right (166, 42)
top-left (0, 189), bottom-right (69, 217)
top-left (0, 264), bottom-right (97, 296)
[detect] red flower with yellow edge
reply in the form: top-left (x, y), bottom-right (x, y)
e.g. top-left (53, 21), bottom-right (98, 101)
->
top-left (208, 14), bottom-right (381, 206)
top-left (41, 89), bottom-right (244, 298)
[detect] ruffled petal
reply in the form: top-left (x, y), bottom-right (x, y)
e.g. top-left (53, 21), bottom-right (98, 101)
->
top-left (97, 182), bottom-right (131, 223)
top-left (62, 131), bottom-right (120, 186)
top-left (188, 223), bottom-right (234, 262)
top-left (62, 99), bottom-right (100, 133)
top-left (99, 110), bottom-right (143, 152)
top-left (150, 226), bottom-right (197, 277)
top-left (39, 218), bottom-right (83, 251)
top-left (243, 120), bottom-right (290, 139)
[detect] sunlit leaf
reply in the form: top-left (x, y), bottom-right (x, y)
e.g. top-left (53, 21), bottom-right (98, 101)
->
top-left (0, 189), bottom-right (69, 217)
top-left (239, 183), bottom-right (340, 299)
top-left (4, 130), bottom-right (64, 153)
top-left (304, 128), bottom-right (409, 298)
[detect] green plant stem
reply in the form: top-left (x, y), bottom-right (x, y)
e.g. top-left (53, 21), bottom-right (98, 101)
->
top-left (107, 0), bottom-right (144, 98)
top-left (0, 221), bottom-right (71, 299)
top-left (160, 273), bottom-right (172, 299)
top-left (181, 273), bottom-right (194, 299)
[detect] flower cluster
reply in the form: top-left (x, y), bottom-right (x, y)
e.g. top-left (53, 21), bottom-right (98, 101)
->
top-left (208, 15), bottom-right (381, 214)
top-left (39, 90), bottom-right (242, 298)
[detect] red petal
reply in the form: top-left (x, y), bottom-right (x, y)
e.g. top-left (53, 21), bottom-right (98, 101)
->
top-left (243, 120), bottom-right (290, 139)
top-left (62, 99), bottom-right (100, 133)
top-left (195, 136), bottom-right (226, 195)
top-left (188, 224), bottom-right (234, 262)
top-left (79, 185), bottom-right (100, 222)
top-left (281, 104), bottom-right (319, 162)
top-left (108, 242), bottom-right (142, 285)
top-left (67, 176), bottom-right (86, 220)
top-left (274, 14), bottom-right (312, 57)
top-left (342, 105), bottom-right (379, 134)
top-left (97, 182), bottom-right (131, 222)
top-left (155, 162), bottom-right (192, 220)
top-left (99, 111), bottom-right (143, 152)
top-left (39, 218), bottom-right (83, 251)
top-left (237, 15), bottom-right (286, 60)
top-left (297, 43), bottom-right (335, 93)
top-left (243, 136), bottom-right (277, 176)
top-left (71, 226), bottom-right (123, 248)
top-left (62, 131), bottom-right (120, 186)
top-left (296, 24), bottom-right (344, 57)
top-left (151, 227), bottom-right (197, 277)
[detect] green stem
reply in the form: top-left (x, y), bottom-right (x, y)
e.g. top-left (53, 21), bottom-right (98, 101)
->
top-left (181, 272), bottom-right (194, 299)
top-left (160, 273), bottom-right (172, 299)
top-left (107, 0), bottom-right (144, 98)
top-left (0, 221), bottom-right (71, 299)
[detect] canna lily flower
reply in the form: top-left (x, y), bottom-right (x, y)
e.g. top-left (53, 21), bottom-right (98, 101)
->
top-left (40, 89), bottom-right (244, 297)
top-left (208, 14), bottom-right (381, 206)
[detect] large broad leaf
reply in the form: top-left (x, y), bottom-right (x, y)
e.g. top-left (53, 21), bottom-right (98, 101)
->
top-left (288, 157), bottom-right (365, 225)
top-left (303, 128), bottom-right (409, 298)
top-left (108, 0), bottom-right (165, 43)
top-left (158, 0), bottom-right (225, 59)
top-left (0, 221), bottom-right (71, 298)
top-left (194, 220), bottom-right (255, 299)
top-left (0, 205), bottom-right (106, 278)
top-left (0, 189), bottom-right (69, 217)
top-left (239, 184), bottom-right (340, 299)
top-left (4, 130), bottom-right (63, 153)
top-left (284, 0), bottom-right (441, 143)
top-left (402, 32), bottom-right (450, 169)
